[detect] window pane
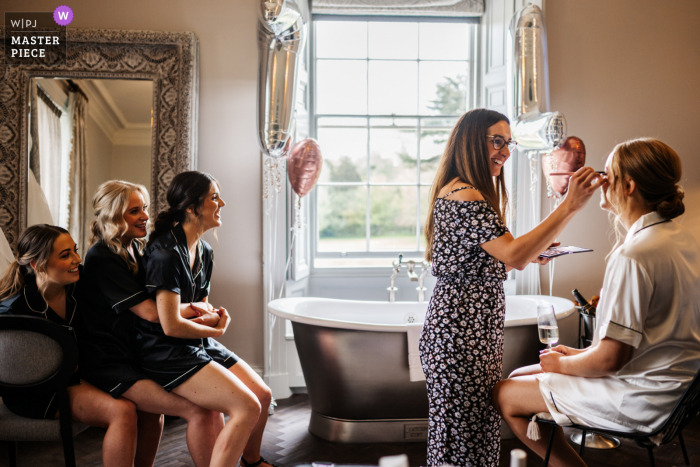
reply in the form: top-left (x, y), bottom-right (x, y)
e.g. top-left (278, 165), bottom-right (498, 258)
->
top-left (369, 186), bottom-right (417, 251)
top-left (316, 60), bottom-right (367, 115)
top-left (419, 23), bottom-right (470, 60)
top-left (316, 21), bottom-right (367, 59)
top-left (317, 118), bottom-right (367, 183)
top-left (419, 61), bottom-right (469, 115)
top-left (420, 127), bottom-right (452, 185)
top-left (318, 186), bottom-right (367, 252)
top-left (368, 22), bottom-right (418, 60)
top-left (369, 124), bottom-right (418, 183)
top-left (368, 61), bottom-right (418, 115)
top-left (419, 185), bottom-right (431, 250)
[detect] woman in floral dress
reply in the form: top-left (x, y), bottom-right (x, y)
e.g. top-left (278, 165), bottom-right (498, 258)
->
top-left (420, 108), bottom-right (604, 466)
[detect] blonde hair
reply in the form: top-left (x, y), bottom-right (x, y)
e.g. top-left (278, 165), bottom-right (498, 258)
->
top-left (424, 109), bottom-right (509, 262)
top-left (606, 138), bottom-right (685, 252)
top-left (90, 180), bottom-right (150, 274)
top-left (0, 224), bottom-right (70, 304)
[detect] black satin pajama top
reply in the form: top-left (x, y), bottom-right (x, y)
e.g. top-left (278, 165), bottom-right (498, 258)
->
top-left (136, 223), bottom-right (238, 391)
top-left (80, 240), bottom-right (149, 397)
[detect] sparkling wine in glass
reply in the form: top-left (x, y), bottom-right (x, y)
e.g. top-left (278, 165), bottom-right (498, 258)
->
top-left (537, 304), bottom-right (559, 350)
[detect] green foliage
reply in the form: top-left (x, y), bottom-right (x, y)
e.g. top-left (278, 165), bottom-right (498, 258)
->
top-left (427, 75), bottom-right (467, 116)
top-left (318, 74), bottom-right (467, 246)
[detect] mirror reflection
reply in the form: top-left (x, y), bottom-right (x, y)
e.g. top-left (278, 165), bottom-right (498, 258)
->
top-left (27, 78), bottom-right (153, 253)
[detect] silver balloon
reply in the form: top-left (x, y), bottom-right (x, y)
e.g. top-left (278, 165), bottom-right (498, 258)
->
top-left (508, 3), bottom-right (566, 149)
top-left (257, 0), bottom-right (306, 158)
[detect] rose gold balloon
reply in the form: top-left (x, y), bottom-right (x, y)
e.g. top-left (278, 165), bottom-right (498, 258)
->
top-left (543, 136), bottom-right (586, 196)
top-left (287, 138), bottom-right (323, 198)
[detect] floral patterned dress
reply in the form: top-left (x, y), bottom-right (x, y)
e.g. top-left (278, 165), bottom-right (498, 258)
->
top-left (419, 186), bottom-right (509, 467)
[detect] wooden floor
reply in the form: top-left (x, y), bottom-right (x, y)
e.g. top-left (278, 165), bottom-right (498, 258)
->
top-left (1, 394), bottom-right (698, 466)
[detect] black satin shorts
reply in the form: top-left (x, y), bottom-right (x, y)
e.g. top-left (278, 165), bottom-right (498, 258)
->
top-left (137, 334), bottom-right (239, 391)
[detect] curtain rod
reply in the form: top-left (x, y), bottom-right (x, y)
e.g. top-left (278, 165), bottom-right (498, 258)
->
top-left (66, 79), bottom-right (89, 103)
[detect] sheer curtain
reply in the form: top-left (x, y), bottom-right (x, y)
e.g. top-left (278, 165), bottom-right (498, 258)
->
top-left (27, 84), bottom-right (63, 226)
top-left (311, 0), bottom-right (484, 17)
top-left (66, 91), bottom-right (89, 254)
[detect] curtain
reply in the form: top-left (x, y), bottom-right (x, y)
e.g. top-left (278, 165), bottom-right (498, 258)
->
top-left (28, 86), bottom-right (64, 226)
top-left (311, 0), bottom-right (484, 17)
top-left (66, 92), bottom-right (88, 254)
top-left (27, 169), bottom-right (55, 227)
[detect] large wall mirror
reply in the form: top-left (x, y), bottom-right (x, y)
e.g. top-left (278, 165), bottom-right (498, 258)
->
top-left (0, 28), bottom-right (199, 252)
top-left (29, 77), bottom-right (154, 252)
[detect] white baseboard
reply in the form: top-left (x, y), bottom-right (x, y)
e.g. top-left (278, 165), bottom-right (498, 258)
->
top-left (265, 373), bottom-right (293, 400)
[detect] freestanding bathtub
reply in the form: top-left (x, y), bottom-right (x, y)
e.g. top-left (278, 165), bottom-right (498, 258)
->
top-left (267, 295), bottom-right (576, 443)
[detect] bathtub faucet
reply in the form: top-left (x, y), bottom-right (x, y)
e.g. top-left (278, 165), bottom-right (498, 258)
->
top-left (388, 256), bottom-right (431, 302)
top-left (388, 256), bottom-right (401, 302)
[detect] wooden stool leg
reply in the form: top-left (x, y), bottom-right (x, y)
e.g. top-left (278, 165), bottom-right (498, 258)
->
top-left (678, 431), bottom-right (690, 466)
top-left (543, 425), bottom-right (555, 467)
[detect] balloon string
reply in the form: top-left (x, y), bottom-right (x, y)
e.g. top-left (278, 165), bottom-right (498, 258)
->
top-left (278, 228), bottom-right (297, 299)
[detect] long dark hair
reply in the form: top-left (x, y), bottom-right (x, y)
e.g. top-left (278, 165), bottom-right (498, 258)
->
top-left (0, 224), bottom-right (70, 302)
top-left (147, 171), bottom-right (219, 248)
top-left (424, 108), bottom-right (510, 262)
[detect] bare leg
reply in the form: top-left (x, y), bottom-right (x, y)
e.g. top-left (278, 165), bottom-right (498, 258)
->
top-left (67, 381), bottom-right (138, 467)
top-left (492, 376), bottom-right (587, 467)
top-left (229, 361), bottom-right (273, 465)
top-left (509, 363), bottom-right (544, 378)
top-left (123, 378), bottom-right (220, 467)
top-left (173, 362), bottom-right (261, 467)
top-left (135, 411), bottom-right (163, 467)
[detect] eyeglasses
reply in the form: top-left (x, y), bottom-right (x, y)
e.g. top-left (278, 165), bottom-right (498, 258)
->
top-left (487, 135), bottom-right (518, 152)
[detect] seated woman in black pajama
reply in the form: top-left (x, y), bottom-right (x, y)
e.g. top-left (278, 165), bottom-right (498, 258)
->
top-left (0, 224), bottom-right (143, 467)
top-left (81, 180), bottom-right (226, 467)
top-left (139, 171), bottom-right (274, 467)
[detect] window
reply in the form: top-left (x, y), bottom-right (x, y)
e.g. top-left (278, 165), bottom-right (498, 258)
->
top-left (312, 19), bottom-right (476, 268)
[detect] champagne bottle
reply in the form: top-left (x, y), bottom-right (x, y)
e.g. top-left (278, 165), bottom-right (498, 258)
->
top-left (572, 289), bottom-right (596, 316)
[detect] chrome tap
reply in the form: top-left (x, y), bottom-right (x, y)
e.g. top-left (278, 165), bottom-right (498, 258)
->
top-left (388, 255), bottom-right (431, 302)
top-left (406, 261), bottom-right (418, 281)
top-left (417, 261), bottom-right (430, 303)
top-left (387, 254), bottom-right (402, 302)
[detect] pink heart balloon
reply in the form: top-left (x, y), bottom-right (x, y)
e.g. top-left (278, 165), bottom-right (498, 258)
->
top-left (543, 136), bottom-right (586, 196)
top-left (287, 138), bottom-right (323, 198)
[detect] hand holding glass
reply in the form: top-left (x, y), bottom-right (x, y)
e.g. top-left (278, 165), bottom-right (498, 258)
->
top-left (537, 304), bottom-right (559, 350)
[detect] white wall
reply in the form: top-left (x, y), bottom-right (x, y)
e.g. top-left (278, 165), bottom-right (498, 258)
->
top-left (85, 114), bottom-right (113, 215)
top-left (538, 0), bottom-right (700, 301)
top-left (110, 145), bottom-right (152, 187)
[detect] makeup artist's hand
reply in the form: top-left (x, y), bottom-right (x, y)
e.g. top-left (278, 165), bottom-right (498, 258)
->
top-left (534, 242), bottom-right (560, 265)
top-left (562, 167), bottom-right (606, 213)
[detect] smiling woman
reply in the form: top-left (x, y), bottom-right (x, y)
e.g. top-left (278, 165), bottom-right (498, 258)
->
top-left (0, 224), bottom-right (149, 467)
top-left (419, 108), bottom-right (603, 467)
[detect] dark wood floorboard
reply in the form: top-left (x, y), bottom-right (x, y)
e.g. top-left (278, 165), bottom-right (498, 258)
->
top-left (1, 393), bottom-right (698, 466)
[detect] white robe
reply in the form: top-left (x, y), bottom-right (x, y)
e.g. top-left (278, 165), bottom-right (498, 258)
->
top-left (537, 211), bottom-right (700, 433)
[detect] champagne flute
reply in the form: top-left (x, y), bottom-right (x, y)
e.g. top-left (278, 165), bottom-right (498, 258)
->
top-left (537, 304), bottom-right (559, 350)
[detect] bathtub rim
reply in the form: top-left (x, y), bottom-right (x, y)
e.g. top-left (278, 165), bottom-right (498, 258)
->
top-left (267, 295), bottom-right (575, 333)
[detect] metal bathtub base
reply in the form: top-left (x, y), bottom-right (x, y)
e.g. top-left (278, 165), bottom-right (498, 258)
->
top-left (309, 411), bottom-right (428, 443)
